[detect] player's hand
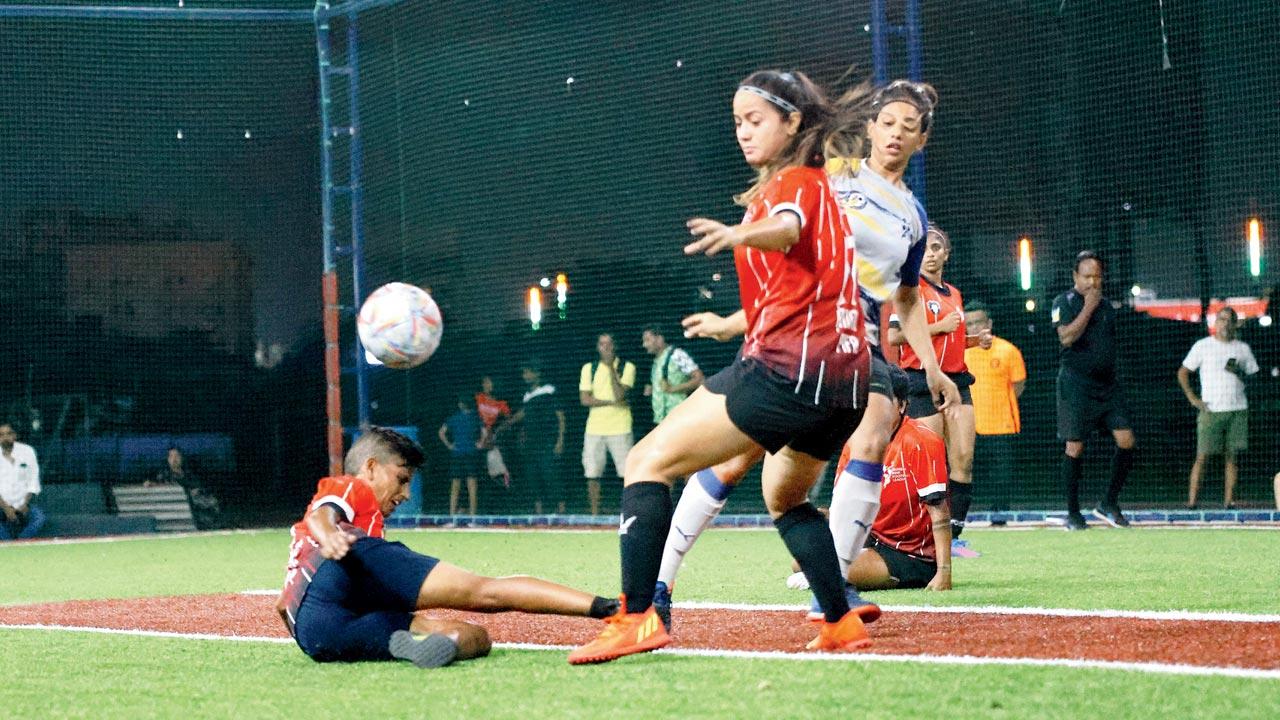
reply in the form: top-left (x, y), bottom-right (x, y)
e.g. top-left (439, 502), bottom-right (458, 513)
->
top-left (926, 572), bottom-right (952, 591)
top-left (977, 328), bottom-right (993, 350)
top-left (936, 311), bottom-right (961, 334)
top-left (684, 218), bottom-right (742, 256)
top-left (1, 505), bottom-right (16, 523)
top-left (927, 368), bottom-right (961, 412)
top-left (1188, 396), bottom-right (1206, 412)
top-left (682, 312), bottom-right (735, 341)
top-left (317, 528), bottom-right (357, 560)
top-left (659, 380), bottom-right (673, 393)
top-left (643, 384), bottom-right (653, 397)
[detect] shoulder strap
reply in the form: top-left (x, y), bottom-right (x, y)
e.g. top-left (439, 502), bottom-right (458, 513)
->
top-left (661, 348), bottom-right (676, 382)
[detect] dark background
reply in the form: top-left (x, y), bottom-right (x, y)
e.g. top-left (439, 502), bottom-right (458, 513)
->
top-left (0, 1), bottom-right (1276, 519)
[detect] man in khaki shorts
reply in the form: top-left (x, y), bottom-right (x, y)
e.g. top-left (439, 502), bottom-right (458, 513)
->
top-left (579, 333), bottom-right (636, 516)
top-left (1177, 307), bottom-right (1258, 509)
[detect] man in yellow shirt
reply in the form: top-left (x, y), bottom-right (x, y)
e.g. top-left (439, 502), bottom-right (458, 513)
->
top-left (579, 333), bottom-right (636, 516)
top-left (963, 302), bottom-right (1026, 520)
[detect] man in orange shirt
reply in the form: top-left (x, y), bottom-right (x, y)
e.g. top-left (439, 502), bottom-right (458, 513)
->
top-left (963, 302), bottom-right (1026, 520)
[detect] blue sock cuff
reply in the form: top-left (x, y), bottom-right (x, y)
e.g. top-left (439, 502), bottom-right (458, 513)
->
top-left (694, 468), bottom-right (733, 501)
top-left (843, 459), bottom-right (883, 483)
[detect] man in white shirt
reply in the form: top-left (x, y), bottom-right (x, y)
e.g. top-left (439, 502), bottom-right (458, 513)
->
top-left (0, 422), bottom-right (43, 540)
top-left (1177, 308), bottom-right (1259, 509)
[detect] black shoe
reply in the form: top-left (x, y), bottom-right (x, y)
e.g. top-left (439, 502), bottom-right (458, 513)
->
top-left (389, 630), bottom-right (459, 669)
top-left (652, 581), bottom-right (673, 633)
top-left (1065, 512), bottom-right (1088, 531)
top-left (1092, 505), bottom-right (1130, 528)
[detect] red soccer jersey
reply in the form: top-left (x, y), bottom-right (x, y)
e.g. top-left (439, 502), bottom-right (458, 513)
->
top-left (733, 166), bottom-right (869, 407)
top-left (895, 279), bottom-right (968, 374)
top-left (475, 393), bottom-right (511, 429)
top-left (276, 475), bottom-right (385, 635)
top-left (834, 417), bottom-right (948, 561)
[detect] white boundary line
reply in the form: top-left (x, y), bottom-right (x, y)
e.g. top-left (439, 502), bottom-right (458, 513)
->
top-left (233, 591), bottom-right (1280, 622)
top-left (2, 623), bottom-right (1276, 680)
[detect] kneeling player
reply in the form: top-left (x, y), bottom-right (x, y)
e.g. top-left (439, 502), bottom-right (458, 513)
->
top-left (277, 426), bottom-right (618, 668)
top-left (795, 367), bottom-right (952, 594)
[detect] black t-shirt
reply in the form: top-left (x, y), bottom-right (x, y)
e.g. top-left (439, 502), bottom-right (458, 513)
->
top-left (1051, 289), bottom-right (1117, 383)
top-left (520, 384), bottom-right (562, 450)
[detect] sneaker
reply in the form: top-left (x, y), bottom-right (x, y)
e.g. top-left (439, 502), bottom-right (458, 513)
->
top-left (389, 630), bottom-right (459, 669)
top-left (806, 584), bottom-right (882, 624)
top-left (652, 581), bottom-right (673, 633)
top-left (951, 538), bottom-right (981, 558)
top-left (567, 601), bottom-right (671, 665)
top-left (806, 609), bottom-right (872, 651)
top-left (785, 571), bottom-right (810, 590)
top-left (1092, 505), bottom-right (1130, 528)
top-left (1065, 512), bottom-right (1088, 531)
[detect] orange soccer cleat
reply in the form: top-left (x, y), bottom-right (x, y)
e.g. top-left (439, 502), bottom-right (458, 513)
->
top-left (568, 600), bottom-right (671, 665)
top-left (806, 608), bottom-right (872, 652)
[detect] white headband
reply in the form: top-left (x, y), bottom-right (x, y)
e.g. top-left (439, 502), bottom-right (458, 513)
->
top-left (738, 85), bottom-right (799, 115)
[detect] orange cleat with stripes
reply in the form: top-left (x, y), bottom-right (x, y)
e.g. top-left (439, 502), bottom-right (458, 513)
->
top-left (806, 608), bottom-right (872, 652)
top-left (568, 600), bottom-right (671, 665)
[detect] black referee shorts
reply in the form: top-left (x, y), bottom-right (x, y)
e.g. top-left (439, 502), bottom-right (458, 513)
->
top-left (704, 357), bottom-right (867, 461)
top-left (1056, 368), bottom-right (1132, 442)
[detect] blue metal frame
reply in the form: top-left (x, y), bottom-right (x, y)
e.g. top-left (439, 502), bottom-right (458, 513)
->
top-left (0, 4), bottom-right (310, 21)
top-left (869, 0), bottom-right (927, 203)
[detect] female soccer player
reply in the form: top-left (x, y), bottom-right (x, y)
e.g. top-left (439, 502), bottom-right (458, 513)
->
top-left (570, 69), bottom-right (878, 664)
top-left (889, 223), bottom-right (988, 540)
top-left (649, 80), bottom-right (957, 629)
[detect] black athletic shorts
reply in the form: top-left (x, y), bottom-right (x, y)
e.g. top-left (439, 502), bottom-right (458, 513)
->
top-left (904, 369), bottom-right (974, 419)
top-left (704, 357), bottom-right (867, 460)
top-left (869, 351), bottom-right (895, 399)
top-left (866, 535), bottom-right (936, 589)
top-left (1056, 368), bottom-right (1132, 442)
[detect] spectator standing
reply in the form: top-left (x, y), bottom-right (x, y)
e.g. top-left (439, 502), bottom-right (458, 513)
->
top-left (1051, 251), bottom-right (1135, 530)
top-left (475, 376), bottom-right (512, 487)
top-left (641, 325), bottom-right (704, 425)
top-left (439, 396), bottom-right (484, 517)
top-left (578, 333), bottom-right (636, 516)
top-left (1177, 307), bottom-right (1258, 509)
top-left (0, 421), bottom-right (43, 540)
top-left (514, 361), bottom-right (567, 514)
top-left (963, 301), bottom-right (1026, 517)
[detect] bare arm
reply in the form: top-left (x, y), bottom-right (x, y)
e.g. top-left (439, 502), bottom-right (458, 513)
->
top-left (1057, 292), bottom-right (1101, 347)
top-left (438, 424), bottom-right (454, 451)
top-left (925, 502), bottom-right (952, 591)
top-left (684, 213), bottom-right (800, 256)
top-left (554, 410), bottom-right (566, 454)
top-left (306, 505), bottom-right (357, 560)
top-left (683, 309), bottom-right (748, 341)
top-left (894, 285), bottom-right (960, 410)
top-left (665, 368), bottom-right (705, 395)
top-left (1177, 366), bottom-right (1206, 411)
top-left (606, 364), bottom-right (629, 404)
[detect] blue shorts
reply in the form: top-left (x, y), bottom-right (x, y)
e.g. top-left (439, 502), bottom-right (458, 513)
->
top-left (293, 536), bottom-right (439, 662)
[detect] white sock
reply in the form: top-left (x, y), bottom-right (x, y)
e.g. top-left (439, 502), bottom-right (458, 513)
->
top-left (657, 468), bottom-right (732, 588)
top-left (828, 459), bottom-right (883, 580)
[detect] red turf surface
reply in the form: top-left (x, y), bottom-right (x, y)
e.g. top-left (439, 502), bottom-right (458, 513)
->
top-left (1, 594), bottom-right (1277, 669)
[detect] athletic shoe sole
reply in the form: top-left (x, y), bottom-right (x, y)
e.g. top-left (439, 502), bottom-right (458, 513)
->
top-left (567, 630), bottom-right (671, 665)
top-left (1091, 508), bottom-right (1129, 529)
top-left (389, 630), bottom-right (459, 669)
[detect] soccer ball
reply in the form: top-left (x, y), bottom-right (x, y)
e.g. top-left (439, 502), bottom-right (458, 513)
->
top-left (356, 282), bottom-right (443, 369)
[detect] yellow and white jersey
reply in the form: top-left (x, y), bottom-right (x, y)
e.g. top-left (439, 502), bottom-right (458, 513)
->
top-left (826, 157), bottom-right (928, 348)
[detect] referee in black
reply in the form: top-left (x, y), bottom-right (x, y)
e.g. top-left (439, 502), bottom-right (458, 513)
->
top-left (1051, 251), bottom-right (1135, 530)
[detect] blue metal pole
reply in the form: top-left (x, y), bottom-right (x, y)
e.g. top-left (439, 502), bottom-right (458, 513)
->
top-left (869, 0), bottom-right (888, 85)
top-left (905, 0), bottom-right (926, 204)
top-left (315, 1), bottom-right (345, 474)
top-left (315, 6), bottom-right (336, 277)
top-left (346, 11), bottom-right (371, 429)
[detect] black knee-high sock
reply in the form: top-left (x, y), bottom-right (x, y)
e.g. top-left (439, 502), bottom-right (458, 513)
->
top-left (620, 482), bottom-right (673, 614)
top-left (948, 481), bottom-right (973, 538)
top-left (1107, 447), bottom-right (1134, 506)
top-left (1062, 454), bottom-right (1083, 515)
top-left (775, 503), bottom-right (849, 623)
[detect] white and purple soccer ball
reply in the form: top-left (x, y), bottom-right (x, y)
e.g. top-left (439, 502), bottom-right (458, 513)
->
top-left (356, 282), bottom-right (443, 369)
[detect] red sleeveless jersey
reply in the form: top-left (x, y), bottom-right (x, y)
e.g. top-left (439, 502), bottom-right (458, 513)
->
top-left (896, 279), bottom-right (968, 374)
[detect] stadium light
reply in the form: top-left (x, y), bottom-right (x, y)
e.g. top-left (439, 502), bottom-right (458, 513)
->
top-left (1018, 237), bottom-right (1033, 291)
top-left (555, 272), bottom-right (568, 319)
top-left (1247, 217), bottom-right (1262, 278)
top-left (528, 287), bottom-right (543, 331)
top-left (1025, 298), bottom-right (1036, 312)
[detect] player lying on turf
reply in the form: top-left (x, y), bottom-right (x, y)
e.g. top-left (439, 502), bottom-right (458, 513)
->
top-left (276, 426), bottom-right (619, 669)
top-left (790, 364), bottom-right (953, 600)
